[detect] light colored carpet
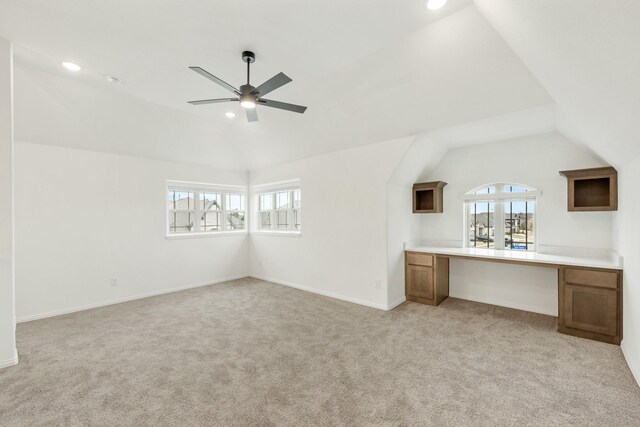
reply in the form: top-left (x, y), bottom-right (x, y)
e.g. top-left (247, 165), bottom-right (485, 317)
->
top-left (1, 278), bottom-right (639, 426)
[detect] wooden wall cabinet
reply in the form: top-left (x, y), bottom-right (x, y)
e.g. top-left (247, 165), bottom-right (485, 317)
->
top-left (558, 267), bottom-right (622, 344)
top-left (405, 252), bottom-right (449, 305)
top-left (559, 167), bottom-right (618, 211)
top-left (412, 181), bottom-right (447, 213)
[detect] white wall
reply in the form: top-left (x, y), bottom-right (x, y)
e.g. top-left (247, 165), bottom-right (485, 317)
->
top-left (14, 142), bottom-right (250, 321)
top-left (0, 38), bottom-right (17, 368)
top-left (613, 161), bottom-right (640, 385)
top-left (416, 133), bottom-right (612, 315)
top-left (249, 137), bottom-right (413, 310)
top-left (386, 183), bottom-right (420, 306)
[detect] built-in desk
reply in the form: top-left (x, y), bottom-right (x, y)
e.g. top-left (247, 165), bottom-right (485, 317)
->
top-left (404, 246), bottom-right (623, 345)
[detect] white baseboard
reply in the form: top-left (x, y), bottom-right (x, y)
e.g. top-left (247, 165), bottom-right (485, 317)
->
top-left (387, 296), bottom-right (407, 310)
top-left (16, 275), bottom-right (249, 323)
top-left (621, 343), bottom-right (640, 388)
top-left (0, 349), bottom-right (18, 369)
top-left (250, 275), bottom-right (402, 311)
top-left (449, 292), bottom-right (558, 317)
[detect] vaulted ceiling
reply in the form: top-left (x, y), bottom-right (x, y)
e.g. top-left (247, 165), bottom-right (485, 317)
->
top-left (474, 0), bottom-right (640, 169)
top-left (0, 1), bottom-right (638, 170)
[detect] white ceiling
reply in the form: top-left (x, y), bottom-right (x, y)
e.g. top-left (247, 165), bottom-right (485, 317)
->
top-left (474, 0), bottom-right (640, 169)
top-left (0, 0), bottom-right (559, 170)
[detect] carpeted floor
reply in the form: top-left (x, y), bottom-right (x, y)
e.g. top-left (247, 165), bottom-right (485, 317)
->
top-left (1, 278), bottom-right (639, 426)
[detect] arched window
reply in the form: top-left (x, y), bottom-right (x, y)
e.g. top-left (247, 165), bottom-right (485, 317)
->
top-left (464, 183), bottom-right (540, 251)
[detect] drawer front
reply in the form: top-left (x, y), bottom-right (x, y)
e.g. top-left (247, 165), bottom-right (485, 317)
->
top-left (563, 284), bottom-right (618, 337)
top-left (405, 252), bottom-right (434, 267)
top-left (564, 268), bottom-right (618, 289)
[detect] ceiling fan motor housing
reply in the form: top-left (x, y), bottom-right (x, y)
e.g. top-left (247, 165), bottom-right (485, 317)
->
top-left (239, 84), bottom-right (256, 95)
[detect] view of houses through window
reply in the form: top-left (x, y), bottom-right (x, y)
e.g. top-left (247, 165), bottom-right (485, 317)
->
top-left (466, 184), bottom-right (536, 251)
top-left (167, 183), bottom-right (246, 234)
top-left (258, 188), bottom-right (301, 231)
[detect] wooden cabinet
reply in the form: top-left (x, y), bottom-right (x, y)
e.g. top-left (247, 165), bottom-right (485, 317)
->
top-left (412, 181), bottom-right (447, 213)
top-left (406, 264), bottom-right (435, 301)
top-left (403, 250), bottom-right (623, 345)
top-left (405, 252), bottom-right (449, 305)
top-left (559, 267), bottom-right (622, 344)
top-left (559, 167), bottom-right (618, 211)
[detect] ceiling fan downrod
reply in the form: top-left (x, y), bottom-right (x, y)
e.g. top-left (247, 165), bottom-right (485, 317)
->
top-left (242, 51), bottom-right (255, 85)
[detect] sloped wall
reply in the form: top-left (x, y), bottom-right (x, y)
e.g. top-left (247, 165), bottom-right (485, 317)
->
top-left (474, 0), bottom-right (640, 170)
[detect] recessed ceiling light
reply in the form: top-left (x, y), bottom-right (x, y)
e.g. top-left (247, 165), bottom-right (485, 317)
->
top-left (225, 112), bottom-right (236, 118)
top-left (105, 75), bottom-right (120, 84)
top-left (426, 0), bottom-right (448, 10)
top-left (61, 61), bottom-right (82, 72)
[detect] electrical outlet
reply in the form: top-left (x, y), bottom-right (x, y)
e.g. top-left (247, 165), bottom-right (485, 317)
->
top-left (110, 277), bottom-right (119, 287)
top-left (375, 279), bottom-right (381, 289)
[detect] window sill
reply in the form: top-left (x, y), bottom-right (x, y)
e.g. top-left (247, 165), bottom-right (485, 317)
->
top-left (251, 230), bottom-right (302, 238)
top-left (165, 231), bottom-right (248, 240)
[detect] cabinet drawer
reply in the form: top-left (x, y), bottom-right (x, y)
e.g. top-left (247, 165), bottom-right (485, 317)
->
top-left (405, 252), bottom-right (433, 267)
top-left (564, 268), bottom-right (618, 289)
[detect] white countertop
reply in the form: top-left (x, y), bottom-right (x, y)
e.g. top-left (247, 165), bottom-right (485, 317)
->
top-left (404, 245), bottom-right (623, 271)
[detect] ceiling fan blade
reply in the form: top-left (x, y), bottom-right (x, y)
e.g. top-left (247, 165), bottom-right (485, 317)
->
top-left (187, 98), bottom-right (238, 105)
top-left (258, 98), bottom-right (307, 114)
top-left (251, 72), bottom-right (292, 97)
top-left (189, 67), bottom-right (240, 95)
top-left (246, 108), bottom-right (258, 122)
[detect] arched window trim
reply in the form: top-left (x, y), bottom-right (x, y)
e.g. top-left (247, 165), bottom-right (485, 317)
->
top-left (464, 182), bottom-right (541, 202)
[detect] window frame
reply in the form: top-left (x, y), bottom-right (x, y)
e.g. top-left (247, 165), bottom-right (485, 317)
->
top-left (252, 180), bottom-right (302, 236)
top-left (464, 183), bottom-right (540, 251)
top-left (166, 180), bottom-right (247, 238)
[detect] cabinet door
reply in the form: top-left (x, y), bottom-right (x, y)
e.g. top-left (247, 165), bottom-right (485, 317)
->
top-left (406, 264), bottom-right (434, 300)
top-left (563, 284), bottom-right (618, 337)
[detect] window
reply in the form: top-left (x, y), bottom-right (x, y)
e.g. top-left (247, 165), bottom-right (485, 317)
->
top-left (167, 182), bottom-right (246, 235)
top-left (464, 183), bottom-right (538, 251)
top-left (256, 183), bottom-right (301, 232)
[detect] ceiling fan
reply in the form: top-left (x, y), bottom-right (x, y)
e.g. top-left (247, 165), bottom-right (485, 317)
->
top-left (188, 51), bottom-right (307, 122)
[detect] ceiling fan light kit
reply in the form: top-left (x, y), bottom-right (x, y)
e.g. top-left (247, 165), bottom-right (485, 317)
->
top-left (240, 98), bottom-right (256, 109)
top-left (188, 50), bottom-right (307, 122)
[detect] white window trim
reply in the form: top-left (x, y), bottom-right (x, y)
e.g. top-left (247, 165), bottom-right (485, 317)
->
top-left (166, 180), bottom-right (248, 238)
top-left (252, 178), bottom-right (301, 192)
top-left (251, 230), bottom-right (302, 237)
top-left (165, 231), bottom-right (249, 240)
top-left (251, 179), bottom-right (301, 236)
top-left (463, 183), bottom-right (539, 252)
top-left (464, 190), bottom-right (541, 202)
